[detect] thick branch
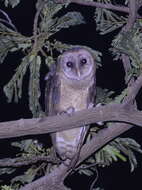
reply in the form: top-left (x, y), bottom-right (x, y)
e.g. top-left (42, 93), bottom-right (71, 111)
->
top-left (0, 103), bottom-right (142, 140)
top-left (56, 0), bottom-right (129, 13)
top-left (19, 163), bottom-right (69, 190)
top-left (123, 0), bottom-right (138, 32)
top-left (1, 71), bottom-right (142, 139)
top-left (1, 72), bottom-right (142, 141)
top-left (78, 123), bottom-right (132, 165)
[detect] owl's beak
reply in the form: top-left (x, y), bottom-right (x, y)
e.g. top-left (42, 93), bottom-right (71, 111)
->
top-left (76, 70), bottom-right (81, 78)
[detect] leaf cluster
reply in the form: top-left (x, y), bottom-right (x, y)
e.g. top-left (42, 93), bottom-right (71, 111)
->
top-left (1, 0), bottom-right (21, 8)
top-left (111, 21), bottom-right (142, 82)
top-left (0, 0), bottom-right (85, 117)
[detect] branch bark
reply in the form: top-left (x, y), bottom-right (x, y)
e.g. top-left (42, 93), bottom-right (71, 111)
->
top-left (0, 155), bottom-right (59, 167)
top-left (19, 163), bottom-right (69, 190)
top-left (0, 103), bottom-right (142, 140)
top-left (1, 73), bottom-right (142, 140)
top-left (56, 0), bottom-right (129, 13)
top-left (0, 74), bottom-right (142, 140)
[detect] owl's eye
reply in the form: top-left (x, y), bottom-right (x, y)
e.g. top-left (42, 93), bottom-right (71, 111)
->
top-left (80, 58), bottom-right (87, 65)
top-left (66, 61), bottom-right (73, 68)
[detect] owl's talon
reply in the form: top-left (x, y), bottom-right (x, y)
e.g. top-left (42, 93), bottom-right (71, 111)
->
top-left (88, 103), bottom-right (94, 109)
top-left (59, 107), bottom-right (75, 117)
top-left (58, 111), bottom-right (67, 116)
top-left (66, 107), bottom-right (75, 116)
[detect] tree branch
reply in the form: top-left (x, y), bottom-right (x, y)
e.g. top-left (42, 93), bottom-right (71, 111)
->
top-left (56, 0), bottom-right (129, 13)
top-left (0, 103), bottom-right (142, 140)
top-left (19, 163), bottom-right (69, 190)
top-left (1, 73), bottom-right (142, 141)
top-left (0, 155), bottom-right (59, 167)
top-left (78, 123), bottom-right (132, 165)
top-left (1, 70), bottom-right (142, 140)
top-left (123, 0), bottom-right (138, 32)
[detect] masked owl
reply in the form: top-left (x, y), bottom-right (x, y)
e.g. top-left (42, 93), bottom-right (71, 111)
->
top-left (45, 47), bottom-right (96, 166)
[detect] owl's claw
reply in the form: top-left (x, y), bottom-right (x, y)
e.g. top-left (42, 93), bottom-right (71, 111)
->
top-left (66, 107), bottom-right (75, 116)
top-left (88, 102), bottom-right (94, 109)
top-left (59, 107), bottom-right (75, 117)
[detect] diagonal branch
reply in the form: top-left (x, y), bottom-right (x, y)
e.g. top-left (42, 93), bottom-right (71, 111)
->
top-left (56, 0), bottom-right (129, 13)
top-left (78, 123), bottom-right (132, 165)
top-left (19, 163), bottom-right (69, 190)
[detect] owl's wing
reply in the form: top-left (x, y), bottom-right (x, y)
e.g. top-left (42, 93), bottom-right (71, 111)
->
top-left (45, 64), bottom-right (60, 116)
top-left (45, 64), bottom-right (61, 157)
top-left (87, 76), bottom-right (96, 107)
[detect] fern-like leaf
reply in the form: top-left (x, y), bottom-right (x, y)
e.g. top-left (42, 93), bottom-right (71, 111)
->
top-left (95, 8), bottom-right (127, 35)
top-left (4, 56), bottom-right (30, 102)
top-left (2, 0), bottom-right (20, 8)
top-left (29, 55), bottom-right (42, 117)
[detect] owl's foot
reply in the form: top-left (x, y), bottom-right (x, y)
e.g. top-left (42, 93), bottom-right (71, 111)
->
top-left (59, 106), bottom-right (75, 117)
top-left (88, 102), bottom-right (94, 109)
top-left (66, 107), bottom-right (75, 116)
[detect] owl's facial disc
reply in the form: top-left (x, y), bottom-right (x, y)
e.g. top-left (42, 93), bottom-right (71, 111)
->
top-left (59, 49), bottom-right (95, 80)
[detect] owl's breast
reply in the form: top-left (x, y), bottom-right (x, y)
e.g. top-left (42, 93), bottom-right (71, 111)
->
top-left (59, 79), bottom-right (89, 111)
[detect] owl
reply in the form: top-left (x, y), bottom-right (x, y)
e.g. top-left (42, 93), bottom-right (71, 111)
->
top-left (45, 47), bottom-right (96, 167)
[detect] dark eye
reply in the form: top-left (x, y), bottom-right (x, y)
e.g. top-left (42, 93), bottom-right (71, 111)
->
top-left (80, 58), bottom-right (87, 65)
top-left (66, 61), bottom-right (73, 68)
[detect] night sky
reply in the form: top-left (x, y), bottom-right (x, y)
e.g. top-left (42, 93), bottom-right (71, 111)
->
top-left (0, 1), bottom-right (142, 189)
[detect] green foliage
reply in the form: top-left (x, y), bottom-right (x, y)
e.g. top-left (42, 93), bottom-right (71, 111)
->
top-left (29, 55), bottom-right (42, 117)
top-left (96, 87), bottom-right (114, 104)
top-left (40, 0), bottom-right (85, 35)
top-left (1, 0), bottom-right (20, 8)
top-left (4, 56), bottom-right (30, 102)
top-left (0, 0), bottom-right (85, 117)
top-left (78, 86), bottom-right (142, 176)
top-left (0, 139), bottom-right (51, 186)
top-left (1, 185), bottom-right (14, 190)
top-left (111, 22), bottom-right (142, 82)
top-left (95, 8), bottom-right (127, 35)
top-left (78, 137), bottom-right (142, 176)
top-left (0, 168), bottom-right (16, 176)
top-left (0, 23), bottom-right (30, 64)
top-left (1, 0), bottom-right (142, 189)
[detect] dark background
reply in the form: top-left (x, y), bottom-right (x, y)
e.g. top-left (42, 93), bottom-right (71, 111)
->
top-left (0, 1), bottom-right (142, 189)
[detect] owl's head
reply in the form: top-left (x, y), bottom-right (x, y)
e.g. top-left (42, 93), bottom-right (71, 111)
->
top-left (58, 48), bottom-right (96, 80)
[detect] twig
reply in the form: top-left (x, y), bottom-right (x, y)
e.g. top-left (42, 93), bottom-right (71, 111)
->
top-left (0, 155), bottom-right (59, 167)
top-left (0, 9), bottom-right (17, 31)
top-left (32, 0), bottom-right (45, 51)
